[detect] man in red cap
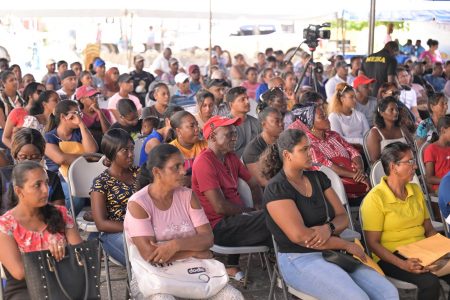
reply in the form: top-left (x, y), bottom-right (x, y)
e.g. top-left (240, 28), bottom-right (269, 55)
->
top-left (191, 115), bottom-right (271, 281)
top-left (353, 74), bottom-right (377, 126)
top-left (188, 64), bottom-right (203, 93)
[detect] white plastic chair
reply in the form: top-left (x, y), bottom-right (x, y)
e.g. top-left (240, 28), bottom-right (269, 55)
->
top-left (210, 178), bottom-right (271, 289)
top-left (363, 130), bottom-right (372, 168)
top-left (268, 236), bottom-right (318, 300)
top-left (370, 160), bottom-right (444, 232)
top-left (319, 166), bottom-right (361, 241)
top-left (133, 137), bottom-right (145, 167)
top-left (67, 154), bottom-right (122, 300)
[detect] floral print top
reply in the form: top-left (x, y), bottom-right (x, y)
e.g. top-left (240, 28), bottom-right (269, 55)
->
top-left (0, 205), bottom-right (74, 253)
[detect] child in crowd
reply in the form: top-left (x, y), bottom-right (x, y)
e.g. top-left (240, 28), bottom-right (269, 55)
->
top-left (110, 98), bottom-right (141, 140)
top-left (140, 116), bottom-right (159, 137)
top-left (423, 115), bottom-right (450, 193)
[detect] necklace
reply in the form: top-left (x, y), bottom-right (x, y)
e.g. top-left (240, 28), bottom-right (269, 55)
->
top-left (287, 175), bottom-right (312, 197)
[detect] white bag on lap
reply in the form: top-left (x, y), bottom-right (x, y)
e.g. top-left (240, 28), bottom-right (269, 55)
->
top-left (129, 244), bottom-right (229, 299)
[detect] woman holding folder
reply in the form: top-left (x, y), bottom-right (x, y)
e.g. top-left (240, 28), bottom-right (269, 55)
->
top-left (361, 142), bottom-right (450, 300)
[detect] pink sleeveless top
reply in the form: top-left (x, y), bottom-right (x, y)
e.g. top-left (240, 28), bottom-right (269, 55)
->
top-left (124, 185), bottom-right (209, 243)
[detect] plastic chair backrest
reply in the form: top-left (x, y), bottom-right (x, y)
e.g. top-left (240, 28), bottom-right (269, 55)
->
top-left (363, 130), bottom-right (372, 167)
top-left (238, 178), bottom-right (253, 208)
top-left (417, 142), bottom-right (429, 178)
top-left (319, 166), bottom-right (356, 231)
top-left (67, 154), bottom-right (108, 199)
top-left (133, 137), bottom-right (145, 167)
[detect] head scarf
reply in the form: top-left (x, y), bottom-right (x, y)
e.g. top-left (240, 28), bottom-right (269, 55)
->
top-left (291, 104), bottom-right (316, 129)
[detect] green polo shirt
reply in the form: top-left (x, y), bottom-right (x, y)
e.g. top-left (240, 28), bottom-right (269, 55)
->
top-left (361, 176), bottom-right (430, 261)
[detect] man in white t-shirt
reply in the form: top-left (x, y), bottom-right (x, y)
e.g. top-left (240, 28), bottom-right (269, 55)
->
top-left (397, 67), bottom-right (421, 122)
top-left (150, 48), bottom-right (172, 79)
top-left (325, 61), bottom-right (348, 99)
top-left (353, 75), bottom-right (378, 126)
top-left (107, 73), bottom-right (143, 123)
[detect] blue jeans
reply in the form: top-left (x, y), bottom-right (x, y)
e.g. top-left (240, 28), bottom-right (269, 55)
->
top-left (100, 232), bottom-right (125, 267)
top-left (278, 252), bottom-right (399, 300)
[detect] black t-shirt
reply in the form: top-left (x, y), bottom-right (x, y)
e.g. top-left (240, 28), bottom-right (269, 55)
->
top-left (263, 170), bottom-right (333, 253)
top-left (361, 48), bottom-right (397, 97)
top-left (0, 166), bottom-right (65, 215)
top-left (242, 134), bottom-right (268, 165)
top-left (130, 70), bottom-right (155, 106)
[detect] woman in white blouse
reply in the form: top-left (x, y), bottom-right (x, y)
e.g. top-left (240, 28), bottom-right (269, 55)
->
top-left (328, 82), bottom-right (369, 152)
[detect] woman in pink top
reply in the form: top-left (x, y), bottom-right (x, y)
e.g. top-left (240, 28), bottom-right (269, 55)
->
top-left (419, 39), bottom-right (443, 69)
top-left (240, 67), bottom-right (259, 100)
top-left (124, 144), bottom-right (243, 300)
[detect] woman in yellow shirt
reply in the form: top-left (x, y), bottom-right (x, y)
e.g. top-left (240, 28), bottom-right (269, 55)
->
top-left (169, 111), bottom-right (207, 186)
top-left (361, 141), bottom-right (450, 300)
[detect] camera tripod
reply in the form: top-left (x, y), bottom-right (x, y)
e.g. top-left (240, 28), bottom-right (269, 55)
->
top-left (286, 42), bottom-right (321, 95)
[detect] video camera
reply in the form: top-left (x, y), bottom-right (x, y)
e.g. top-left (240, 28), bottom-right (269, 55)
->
top-left (303, 23), bottom-right (331, 50)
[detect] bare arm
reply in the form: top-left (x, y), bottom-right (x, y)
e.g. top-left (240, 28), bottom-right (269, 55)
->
top-left (94, 108), bottom-right (111, 133)
top-left (1, 114), bottom-right (15, 149)
top-left (128, 199), bottom-right (212, 263)
top-left (91, 191), bottom-right (123, 233)
top-left (78, 122), bottom-right (98, 153)
top-left (0, 108), bottom-right (6, 128)
top-left (425, 161), bottom-right (440, 190)
top-left (365, 230), bottom-right (428, 274)
top-left (247, 177), bottom-right (263, 209)
top-left (204, 188), bottom-right (251, 217)
top-left (0, 233), bottom-right (25, 280)
top-left (109, 109), bottom-right (120, 122)
top-left (366, 127), bottom-right (382, 164)
top-left (246, 162), bottom-right (268, 187)
top-left (144, 138), bottom-right (161, 154)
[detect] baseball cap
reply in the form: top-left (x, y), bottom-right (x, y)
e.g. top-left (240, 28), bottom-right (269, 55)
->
top-left (46, 59), bottom-right (56, 66)
top-left (60, 70), bottom-right (76, 81)
top-left (134, 55), bottom-right (145, 63)
top-left (169, 58), bottom-right (179, 65)
top-left (335, 61), bottom-right (349, 69)
top-left (118, 73), bottom-right (133, 84)
top-left (93, 58), bottom-right (105, 68)
top-left (207, 79), bottom-right (229, 89)
top-left (188, 64), bottom-right (200, 74)
top-left (174, 72), bottom-right (190, 84)
top-left (203, 115), bottom-right (242, 140)
top-left (76, 86), bottom-right (99, 99)
top-left (353, 75), bottom-right (376, 89)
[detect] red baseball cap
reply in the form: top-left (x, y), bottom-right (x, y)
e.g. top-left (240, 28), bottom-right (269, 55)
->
top-left (76, 86), bottom-right (100, 100)
top-left (353, 75), bottom-right (376, 89)
top-left (203, 116), bottom-right (242, 140)
top-left (188, 64), bottom-right (200, 74)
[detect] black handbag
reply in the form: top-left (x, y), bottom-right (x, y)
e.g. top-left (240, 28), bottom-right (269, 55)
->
top-left (313, 173), bottom-right (361, 273)
top-left (22, 238), bottom-right (101, 300)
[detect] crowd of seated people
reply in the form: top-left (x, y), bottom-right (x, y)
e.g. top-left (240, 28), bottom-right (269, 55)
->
top-left (0, 38), bottom-right (450, 299)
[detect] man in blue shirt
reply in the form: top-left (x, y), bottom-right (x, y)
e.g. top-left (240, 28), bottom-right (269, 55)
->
top-left (438, 171), bottom-right (450, 219)
top-left (172, 72), bottom-right (197, 113)
top-left (424, 62), bottom-right (446, 92)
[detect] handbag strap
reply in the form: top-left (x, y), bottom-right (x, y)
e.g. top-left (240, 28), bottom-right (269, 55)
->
top-left (313, 172), bottom-right (330, 223)
top-left (48, 249), bottom-right (90, 300)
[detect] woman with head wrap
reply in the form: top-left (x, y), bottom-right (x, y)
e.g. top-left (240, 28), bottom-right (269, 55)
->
top-left (288, 104), bottom-right (370, 205)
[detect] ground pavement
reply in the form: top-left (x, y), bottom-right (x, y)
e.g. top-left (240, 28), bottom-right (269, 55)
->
top-left (99, 253), bottom-right (431, 300)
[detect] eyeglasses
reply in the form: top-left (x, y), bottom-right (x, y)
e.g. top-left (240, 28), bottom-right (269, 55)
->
top-left (396, 158), bottom-right (416, 166)
top-left (338, 85), bottom-right (353, 96)
top-left (66, 111), bottom-right (83, 118)
top-left (270, 86), bottom-right (284, 92)
top-left (36, 89), bottom-right (45, 95)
